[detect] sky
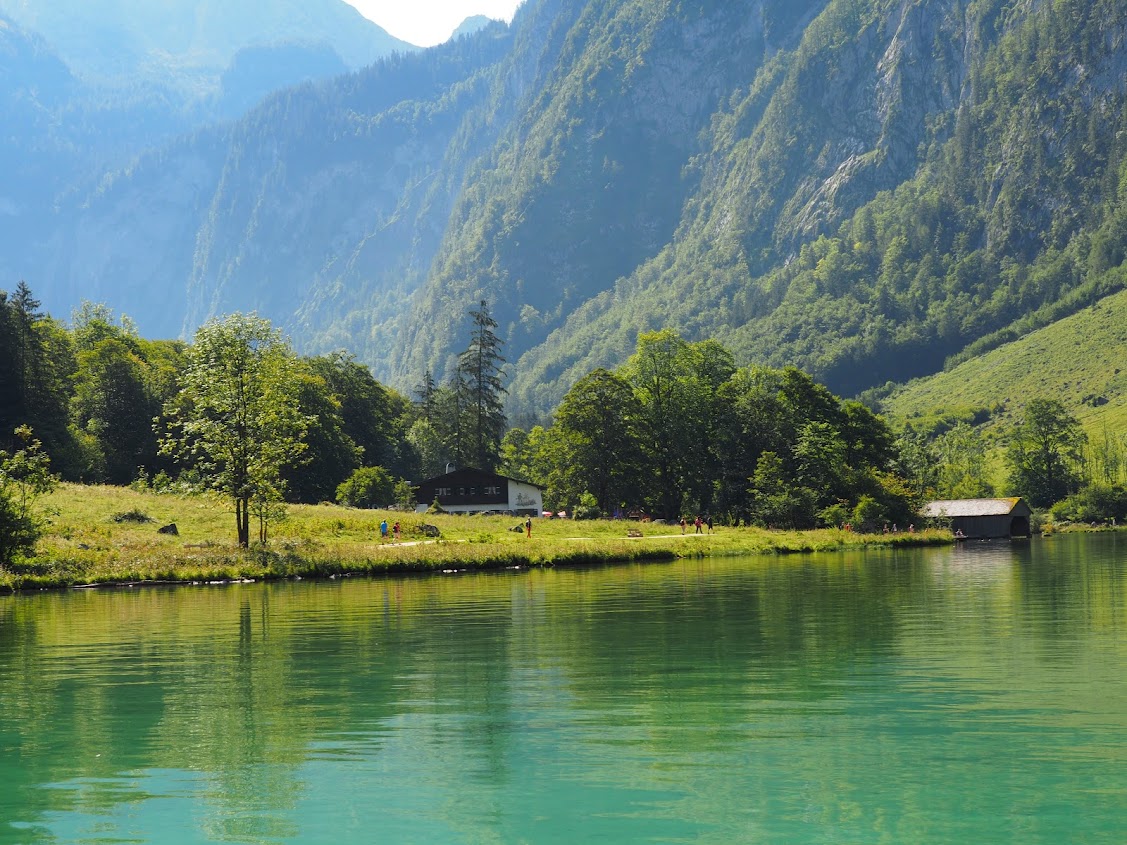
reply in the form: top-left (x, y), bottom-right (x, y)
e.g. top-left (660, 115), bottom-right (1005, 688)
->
top-left (343, 1), bottom-right (524, 48)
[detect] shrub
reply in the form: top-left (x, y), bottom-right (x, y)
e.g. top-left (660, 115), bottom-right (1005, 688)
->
top-left (1050, 484), bottom-right (1127, 524)
top-left (0, 426), bottom-right (58, 566)
top-left (574, 492), bottom-right (600, 520)
top-left (335, 466), bottom-right (396, 509)
top-left (851, 495), bottom-right (887, 533)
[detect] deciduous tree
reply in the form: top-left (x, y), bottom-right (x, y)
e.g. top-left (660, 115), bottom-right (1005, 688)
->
top-left (160, 314), bottom-right (309, 547)
top-left (1006, 399), bottom-right (1086, 507)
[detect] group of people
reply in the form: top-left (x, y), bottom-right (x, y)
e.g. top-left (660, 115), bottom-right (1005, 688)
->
top-left (379, 519), bottom-right (401, 542)
top-left (679, 515), bottom-right (713, 534)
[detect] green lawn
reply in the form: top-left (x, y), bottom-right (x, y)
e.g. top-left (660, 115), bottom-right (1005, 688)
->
top-left (0, 483), bottom-right (949, 592)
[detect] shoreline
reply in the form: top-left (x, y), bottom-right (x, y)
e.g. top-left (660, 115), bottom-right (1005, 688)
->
top-left (0, 483), bottom-right (955, 594)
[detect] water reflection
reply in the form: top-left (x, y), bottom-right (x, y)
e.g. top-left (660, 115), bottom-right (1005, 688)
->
top-left (1, 534), bottom-right (1125, 843)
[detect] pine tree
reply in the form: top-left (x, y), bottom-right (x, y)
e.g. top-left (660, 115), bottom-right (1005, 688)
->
top-left (455, 300), bottom-right (507, 471)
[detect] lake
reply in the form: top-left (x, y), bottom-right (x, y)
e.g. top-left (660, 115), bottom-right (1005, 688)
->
top-left (2, 532), bottom-right (1125, 843)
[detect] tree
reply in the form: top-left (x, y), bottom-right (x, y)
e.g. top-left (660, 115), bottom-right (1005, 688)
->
top-left (933, 422), bottom-right (993, 498)
top-left (407, 417), bottom-right (448, 480)
top-left (0, 425), bottom-right (58, 566)
top-left (283, 362), bottom-right (361, 504)
top-left (455, 300), bottom-right (507, 470)
top-left (623, 330), bottom-right (696, 518)
top-left (336, 466), bottom-right (396, 509)
top-left (551, 368), bottom-right (644, 514)
top-left (69, 305), bottom-right (162, 485)
top-left (1006, 399), bottom-right (1087, 507)
top-left (309, 352), bottom-right (415, 478)
top-left (160, 314), bottom-right (309, 547)
top-left (749, 451), bottom-right (815, 529)
top-left (0, 283), bottom-right (75, 465)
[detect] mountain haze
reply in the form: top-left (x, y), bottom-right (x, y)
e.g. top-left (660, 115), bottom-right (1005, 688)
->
top-left (7, 0), bottom-right (1127, 418)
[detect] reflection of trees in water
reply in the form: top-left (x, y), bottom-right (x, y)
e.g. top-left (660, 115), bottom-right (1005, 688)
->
top-left (546, 553), bottom-right (931, 715)
top-left (1017, 533), bottom-right (1127, 656)
top-left (2, 540), bottom-right (1125, 836)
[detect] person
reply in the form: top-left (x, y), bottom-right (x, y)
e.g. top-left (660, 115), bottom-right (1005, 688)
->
top-left (393, 521), bottom-right (400, 542)
top-left (380, 519), bottom-right (388, 539)
top-left (680, 517), bottom-right (687, 534)
top-left (694, 515), bottom-right (703, 534)
top-left (525, 516), bottom-right (532, 538)
top-left (706, 515), bottom-right (713, 533)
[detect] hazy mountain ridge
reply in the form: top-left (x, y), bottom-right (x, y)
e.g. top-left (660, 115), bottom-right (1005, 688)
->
top-left (0, 0), bottom-right (415, 84)
top-left (8, 0), bottom-right (1127, 419)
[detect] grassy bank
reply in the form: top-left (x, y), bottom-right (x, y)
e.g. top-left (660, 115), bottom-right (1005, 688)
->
top-left (0, 483), bottom-right (952, 592)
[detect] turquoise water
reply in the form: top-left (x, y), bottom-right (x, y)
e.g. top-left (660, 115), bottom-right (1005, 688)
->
top-left (2, 533), bottom-right (1125, 843)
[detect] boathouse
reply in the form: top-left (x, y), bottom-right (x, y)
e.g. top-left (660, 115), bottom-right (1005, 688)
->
top-left (921, 497), bottom-right (1033, 539)
top-left (414, 468), bottom-right (543, 517)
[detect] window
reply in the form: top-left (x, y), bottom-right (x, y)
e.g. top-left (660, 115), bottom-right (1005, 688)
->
top-left (470, 487), bottom-right (477, 496)
top-left (484, 485), bottom-right (500, 496)
top-left (436, 486), bottom-right (450, 496)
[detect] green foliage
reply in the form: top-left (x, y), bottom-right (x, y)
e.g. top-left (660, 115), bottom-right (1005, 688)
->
top-left (455, 300), bottom-right (507, 471)
top-left (0, 283), bottom-right (76, 471)
top-left (0, 426), bottom-right (59, 566)
top-left (284, 361), bottom-right (361, 504)
top-left (549, 368), bottom-right (644, 515)
top-left (573, 492), bottom-right (601, 521)
top-left (393, 479), bottom-right (416, 512)
top-left (1006, 399), bottom-right (1087, 508)
top-left (68, 303), bottom-right (169, 485)
top-left (335, 466), bottom-right (397, 509)
top-left (160, 314), bottom-right (309, 547)
top-left (850, 495), bottom-right (886, 534)
top-left (1050, 484), bottom-right (1127, 525)
top-left (933, 422), bottom-right (994, 499)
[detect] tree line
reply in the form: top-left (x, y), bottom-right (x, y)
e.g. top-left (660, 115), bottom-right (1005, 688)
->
top-left (3, 282), bottom-right (1125, 556)
top-left (0, 286), bottom-right (515, 550)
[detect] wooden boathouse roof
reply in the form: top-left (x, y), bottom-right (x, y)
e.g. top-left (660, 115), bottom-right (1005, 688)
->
top-left (921, 497), bottom-right (1030, 518)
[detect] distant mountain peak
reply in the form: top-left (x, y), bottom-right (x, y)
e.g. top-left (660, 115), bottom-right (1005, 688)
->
top-left (450, 15), bottom-right (496, 41)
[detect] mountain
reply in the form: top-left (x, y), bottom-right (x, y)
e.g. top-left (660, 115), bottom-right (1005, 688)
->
top-left (8, 0), bottom-right (1127, 419)
top-left (0, 0), bottom-right (415, 85)
top-left (451, 16), bottom-right (497, 41)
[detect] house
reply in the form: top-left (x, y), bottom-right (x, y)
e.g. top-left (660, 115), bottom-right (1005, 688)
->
top-left (921, 497), bottom-right (1033, 539)
top-left (413, 468), bottom-right (544, 516)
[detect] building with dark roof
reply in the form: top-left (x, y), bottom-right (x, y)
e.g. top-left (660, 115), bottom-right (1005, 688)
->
top-left (414, 467), bottom-right (543, 516)
top-left (921, 497), bottom-right (1033, 539)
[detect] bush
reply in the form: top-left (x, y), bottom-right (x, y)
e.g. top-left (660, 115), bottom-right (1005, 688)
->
top-left (574, 492), bottom-right (600, 520)
top-left (335, 466), bottom-right (396, 509)
top-left (851, 495), bottom-right (887, 533)
top-left (0, 426), bottom-right (58, 566)
top-left (1050, 484), bottom-right (1127, 524)
top-left (818, 502), bottom-right (851, 529)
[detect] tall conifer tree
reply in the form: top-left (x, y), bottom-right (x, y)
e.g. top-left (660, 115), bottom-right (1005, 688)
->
top-left (455, 300), bottom-right (507, 471)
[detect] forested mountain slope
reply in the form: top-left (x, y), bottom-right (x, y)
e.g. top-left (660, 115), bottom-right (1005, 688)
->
top-left (10, 0), bottom-right (1127, 417)
top-left (507, 0), bottom-right (1127, 410)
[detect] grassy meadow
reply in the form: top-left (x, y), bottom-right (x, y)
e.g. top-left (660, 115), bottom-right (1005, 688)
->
top-left (886, 288), bottom-right (1127, 437)
top-left (0, 483), bottom-right (951, 592)
top-left (883, 287), bottom-right (1127, 489)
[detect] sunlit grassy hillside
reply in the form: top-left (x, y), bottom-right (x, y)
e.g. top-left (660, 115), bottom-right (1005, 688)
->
top-left (884, 288), bottom-right (1127, 440)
